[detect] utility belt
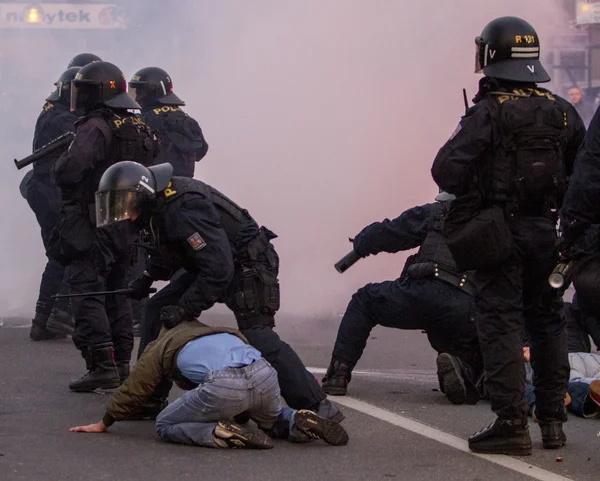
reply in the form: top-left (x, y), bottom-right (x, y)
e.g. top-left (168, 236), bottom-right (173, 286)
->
top-left (406, 262), bottom-right (475, 297)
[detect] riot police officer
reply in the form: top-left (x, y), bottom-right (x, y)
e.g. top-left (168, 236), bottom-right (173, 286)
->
top-left (67, 52), bottom-right (102, 69)
top-left (93, 160), bottom-right (342, 422)
top-left (129, 67), bottom-right (208, 177)
top-left (127, 67), bottom-right (209, 336)
top-left (53, 62), bottom-right (159, 392)
top-left (26, 67), bottom-right (81, 341)
top-left (431, 17), bottom-right (585, 455)
top-left (322, 192), bottom-right (483, 405)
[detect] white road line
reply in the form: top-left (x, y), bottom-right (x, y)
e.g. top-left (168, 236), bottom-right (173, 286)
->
top-left (308, 367), bottom-right (437, 380)
top-left (330, 396), bottom-right (572, 481)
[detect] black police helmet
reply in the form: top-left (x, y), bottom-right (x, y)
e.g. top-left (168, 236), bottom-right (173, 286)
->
top-left (71, 61), bottom-right (141, 112)
top-left (67, 52), bottom-right (102, 69)
top-left (128, 67), bottom-right (185, 108)
top-left (46, 66), bottom-right (81, 104)
top-left (95, 161), bottom-right (173, 228)
top-left (475, 16), bottom-right (550, 83)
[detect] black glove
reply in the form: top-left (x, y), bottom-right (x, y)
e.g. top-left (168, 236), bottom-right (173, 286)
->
top-left (127, 273), bottom-right (154, 300)
top-left (556, 220), bottom-right (588, 262)
top-left (160, 305), bottom-right (192, 329)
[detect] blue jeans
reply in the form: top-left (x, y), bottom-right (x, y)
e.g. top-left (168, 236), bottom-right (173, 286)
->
top-left (526, 379), bottom-right (600, 418)
top-left (155, 358), bottom-right (295, 447)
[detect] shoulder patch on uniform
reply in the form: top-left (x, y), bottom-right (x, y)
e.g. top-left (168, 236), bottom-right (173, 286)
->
top-left (187, 232), bottom-right (207, 251)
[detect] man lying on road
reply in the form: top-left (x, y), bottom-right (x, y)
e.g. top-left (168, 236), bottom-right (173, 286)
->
top-left (70, 318), bottom-right (349, 449)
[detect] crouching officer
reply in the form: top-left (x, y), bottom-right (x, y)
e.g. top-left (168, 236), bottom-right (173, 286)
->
top-left (94, 161), bottom-right (343, 422)
top-left (26, 66), bottom-right (81, 341)
top-left (129, 67), bottom-right (208, 177)
top-left (431, 17), bottom-right (585, 455)
top-left (323, 191), bottom-right (483, 405)
top-left (52, 62), bottom-right (159, 392)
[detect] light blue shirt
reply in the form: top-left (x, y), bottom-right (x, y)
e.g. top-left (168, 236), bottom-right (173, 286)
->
top-left (176, 333), bottom-right (262, 384)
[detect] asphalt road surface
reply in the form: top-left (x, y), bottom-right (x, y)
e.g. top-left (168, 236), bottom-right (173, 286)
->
top-left (1, 314), bottom-right (599, 481)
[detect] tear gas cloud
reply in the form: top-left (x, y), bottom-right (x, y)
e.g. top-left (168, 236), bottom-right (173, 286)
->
top-left (0, 0), bottom-right (567, 320)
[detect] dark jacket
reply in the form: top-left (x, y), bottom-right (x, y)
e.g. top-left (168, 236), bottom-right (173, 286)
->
top-left (32, 101), bottom-right (77, 178)
top-left (431, 79), bottom-right (585, 203)
top-left (103, 320), bottom-right (248, 426)
top-left (562, 107), bottom-right (600, 226)
top-left (140, 104), bottom-right (208, 177)
top-left (145, 178), bottom-right (247, 316)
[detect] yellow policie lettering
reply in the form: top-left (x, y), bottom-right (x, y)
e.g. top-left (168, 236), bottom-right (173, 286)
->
top-left (43, 102), bottom-right (53, 111)
top-left (163, 182), bottom-right (177, 198)
top-left (113, 117), bottom-right (145, 129)
top-left (152, 106), bottom-right (182, 115)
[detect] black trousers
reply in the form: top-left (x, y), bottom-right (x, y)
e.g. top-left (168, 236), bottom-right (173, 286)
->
top-left (331, 277), bottom-right (481, 384)
top-left (26, 175), bottom-right (70, 322)
top-left (64, 219), bottom-right (135, 362)
top-left (473, 216), bottom-right (569, 419)
top-left (139, 269), bottom-right (326, 410)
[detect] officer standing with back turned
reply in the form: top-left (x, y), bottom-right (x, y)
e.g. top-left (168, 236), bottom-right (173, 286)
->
top-left (431, 17), bottom-right (585, 455)
top-left (128, 67), bottom-right (208, 177)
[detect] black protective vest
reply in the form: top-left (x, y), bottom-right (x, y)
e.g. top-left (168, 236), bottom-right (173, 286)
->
top-left (76, 109), bottom-right (159, 203)
top-left (483, 88), bottom-right (568, 210)
top-left (141, 106), bottom-right (206, 178)
top-left (416, 202), bottom-right (460, 272)
top-left (156, 177), bottom-right (260, 253)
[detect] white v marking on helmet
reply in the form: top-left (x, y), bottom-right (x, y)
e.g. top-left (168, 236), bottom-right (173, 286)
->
top-left (139, 180), bottom-right (155, 193)
top-left (489, 50), bottom-right (496, 59)
top-left (527, 65), bottom-right (535, 73)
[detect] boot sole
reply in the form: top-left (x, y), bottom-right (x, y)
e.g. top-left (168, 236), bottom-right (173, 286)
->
top-left (294, 410), bottom-right (349, 446)
top-left (437, 354), bottom-right (467, 405)
top-left (215, 422), bottom-right (274, 449)
top-left (322, 386), bottom-right (347, 396)
top-left (69, 380), bottom-right (120, 393)
top-left (469, 443), bottom-right (532, 456)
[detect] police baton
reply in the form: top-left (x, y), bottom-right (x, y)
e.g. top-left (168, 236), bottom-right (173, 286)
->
top-left (52, 287), bottom-right (157, 299)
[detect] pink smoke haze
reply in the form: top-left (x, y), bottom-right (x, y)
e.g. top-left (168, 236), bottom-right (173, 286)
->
top-left (1, 1), bottom-right (566, 320)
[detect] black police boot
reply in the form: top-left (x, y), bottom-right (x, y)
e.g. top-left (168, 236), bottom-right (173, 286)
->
top-left (125, 397), bottom-right (169, 420)
top-left (69, 343), bottom-right (120, 392)
top-left (468, 416), bottom-right (532, 456)
top-left (46, 306), bottom-right (75, 336)
top-left (116, 361), bottom-right (130, 384)
top-left (29, 314), bottom-right (67, 341)
top-left (312, 399), bottom-right (345, 423)
top-left (537, 407), bottom-right (567, 450)
top-left (321, 359), bottom-right (352, 396)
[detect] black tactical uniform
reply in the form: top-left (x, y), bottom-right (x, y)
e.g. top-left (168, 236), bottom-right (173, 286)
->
top-left (431, 17), bottom-right (586, 455)
top-left (53, 62), bottom-right (159, 392)
top-left (26, 67), bottom-right (80, 341)
top-left (129, 67), bottom-right (208, 177)
top-left (94, 161), bottom-right (343, 422)
top-left (322, 195), bottom-right (482, 405)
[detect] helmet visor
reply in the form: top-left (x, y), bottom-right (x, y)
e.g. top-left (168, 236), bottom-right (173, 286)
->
top-left (70, 81), bottom-right (98, 112)
top-left (95, 190), bottom-right (140, 228)
top-left (128, 82), bottom-right (151, 104)
top-left (475, 37), bottom-right (486, 73)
